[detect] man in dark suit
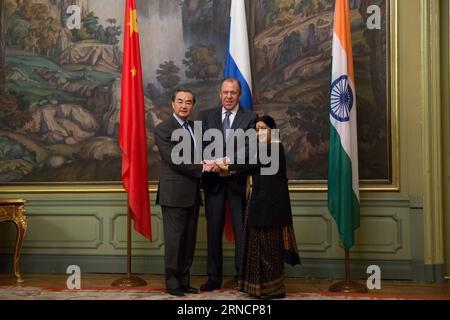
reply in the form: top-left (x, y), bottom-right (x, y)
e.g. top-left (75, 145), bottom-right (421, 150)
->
top-left (200, 78), bottom-right (258, 291)
top-left (155, 88), bottom-right (214, 297)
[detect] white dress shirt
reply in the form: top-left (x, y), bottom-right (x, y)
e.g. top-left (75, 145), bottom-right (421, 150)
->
top-left (221, 104), bottom-right (239, 128)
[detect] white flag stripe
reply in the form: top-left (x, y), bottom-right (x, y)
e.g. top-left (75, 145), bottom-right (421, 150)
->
top-left (330, 32), bottom-right (352, 159)
top-left (229, 0), bottom-right (252, 94)
top-left (331, 33), bottom-right (348, 82)
top-left (330, 32), bottom-right (359, 199)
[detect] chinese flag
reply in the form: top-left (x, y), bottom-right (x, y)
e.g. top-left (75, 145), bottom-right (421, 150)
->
top-left (119, 0), bottom-right (152, 240)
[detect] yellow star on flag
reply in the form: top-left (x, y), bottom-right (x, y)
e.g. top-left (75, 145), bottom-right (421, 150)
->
top-left (128, 9), bottom-right (138, 36)
top-left (131, 67), bottom-right (137, 77)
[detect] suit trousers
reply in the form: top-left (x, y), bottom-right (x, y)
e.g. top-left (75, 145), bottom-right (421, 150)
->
top-left (204, 187), bottom-right (246, 283)
top-left (161, 202), bottom-right (199, 290)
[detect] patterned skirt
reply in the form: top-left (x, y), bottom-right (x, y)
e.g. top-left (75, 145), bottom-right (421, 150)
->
top-left (237, 224), bottom-right (300, 298)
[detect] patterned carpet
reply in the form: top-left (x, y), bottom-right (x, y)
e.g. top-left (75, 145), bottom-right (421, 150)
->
top-left (1, 285), bottom-right (447, 300)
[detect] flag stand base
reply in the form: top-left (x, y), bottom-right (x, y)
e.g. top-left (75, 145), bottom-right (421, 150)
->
top-left (112, 276), bottom-right (147, 287)
top-left (111, 204), bottom-right (147, 288)
top-left (328, 280), bottom-right (367, 293)
top-left (328, 249), bottom-right (368, 293)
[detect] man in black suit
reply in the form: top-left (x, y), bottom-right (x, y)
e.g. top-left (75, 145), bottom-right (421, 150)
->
top-left (200, 78), bottom-right (258, 291)
top-left (155, 88), bottom-right (214, 297)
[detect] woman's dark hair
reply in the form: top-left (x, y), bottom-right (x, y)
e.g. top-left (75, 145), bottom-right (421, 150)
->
top-left (257, 115), bottom-right (277, 129)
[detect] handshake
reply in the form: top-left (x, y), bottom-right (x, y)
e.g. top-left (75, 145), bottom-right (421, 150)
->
top-left (202, 157), bottom-right (230, 176)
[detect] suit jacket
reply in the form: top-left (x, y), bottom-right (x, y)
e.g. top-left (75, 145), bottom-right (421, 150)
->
top-left (155, 116), bottom-right (203, 208)
top-left (229, 143), bottom-right (293, 227)
top-left (201, 106), bottom-right (258, 195)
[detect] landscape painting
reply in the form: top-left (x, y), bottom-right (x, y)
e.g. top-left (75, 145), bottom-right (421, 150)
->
top-left (0, 0), bottom-right (391, 186)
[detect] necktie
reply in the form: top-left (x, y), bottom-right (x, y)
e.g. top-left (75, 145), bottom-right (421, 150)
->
top-left (223, 111), bottom-right (232, 141)
top-left (183, 122), bottom-right (192, 137)
top-left (183, 121), bottom-right (195, 145)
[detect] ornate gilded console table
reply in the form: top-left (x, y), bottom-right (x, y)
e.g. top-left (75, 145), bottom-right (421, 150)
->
top-left (0, 199), bottom-right (27, 283)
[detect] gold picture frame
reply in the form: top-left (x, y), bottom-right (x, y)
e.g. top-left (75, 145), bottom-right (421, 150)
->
top-left (0, 0), bottom-right (399, 194)
top-left (286, 0), bottom-right (399, 193)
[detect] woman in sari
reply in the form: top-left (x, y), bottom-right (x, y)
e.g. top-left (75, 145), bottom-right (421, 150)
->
top-left (216, 115), bottom-right (300, 299)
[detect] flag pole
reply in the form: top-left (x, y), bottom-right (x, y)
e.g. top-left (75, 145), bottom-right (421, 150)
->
top-left (329, 249), bottom-right (367, 293)
top-left (112, 196), bottom-right (147, 287)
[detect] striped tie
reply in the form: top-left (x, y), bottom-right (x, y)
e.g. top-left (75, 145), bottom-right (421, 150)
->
top-left (223, 111), bottom-right (232, 141)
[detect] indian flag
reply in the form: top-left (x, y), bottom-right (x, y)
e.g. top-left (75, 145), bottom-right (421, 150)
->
top-left (328, 0), bottom-right (360, 250)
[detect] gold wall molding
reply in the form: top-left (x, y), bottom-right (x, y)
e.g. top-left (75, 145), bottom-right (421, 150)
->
top-left (421, 0), bottom-right (445, 265)
top-left (443, 0), bottom-right (450, 276)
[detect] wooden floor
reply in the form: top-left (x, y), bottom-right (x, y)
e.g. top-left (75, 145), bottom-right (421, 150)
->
top-left (1, 274), bottom-right (450, 299)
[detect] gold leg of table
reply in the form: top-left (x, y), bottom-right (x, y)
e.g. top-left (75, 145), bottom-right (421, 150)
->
top-left (13, 214), bottom-right (27, 284)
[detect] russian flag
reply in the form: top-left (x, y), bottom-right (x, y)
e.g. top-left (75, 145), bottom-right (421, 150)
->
top-left (223, 0), bottom-right (253, 243)
top-left (224, 0), bottom-right (253, 110)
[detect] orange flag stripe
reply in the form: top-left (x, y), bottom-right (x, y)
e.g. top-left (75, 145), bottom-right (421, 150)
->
top-left (333, 0), bottom-right (355, 82)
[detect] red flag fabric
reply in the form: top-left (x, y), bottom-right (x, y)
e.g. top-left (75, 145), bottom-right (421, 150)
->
top-left (119, 0), bottom-right (152, 240)
top-left (224, 201), bottom-right (235, 243)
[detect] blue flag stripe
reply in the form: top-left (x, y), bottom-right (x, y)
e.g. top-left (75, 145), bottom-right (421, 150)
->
top-left (224, 51), bottom-right (253, 110)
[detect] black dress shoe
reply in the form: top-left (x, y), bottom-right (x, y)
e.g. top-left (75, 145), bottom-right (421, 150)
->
top-left (167, 288), bottom-right (185, 297)
top-left (200, 281), bottom-right (221, 292)
top-left (181, 286), bottom-right (199, 294)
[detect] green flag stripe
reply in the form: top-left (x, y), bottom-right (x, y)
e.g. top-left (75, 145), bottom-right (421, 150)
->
top-left (328, 123), bottom-right (360, 249)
